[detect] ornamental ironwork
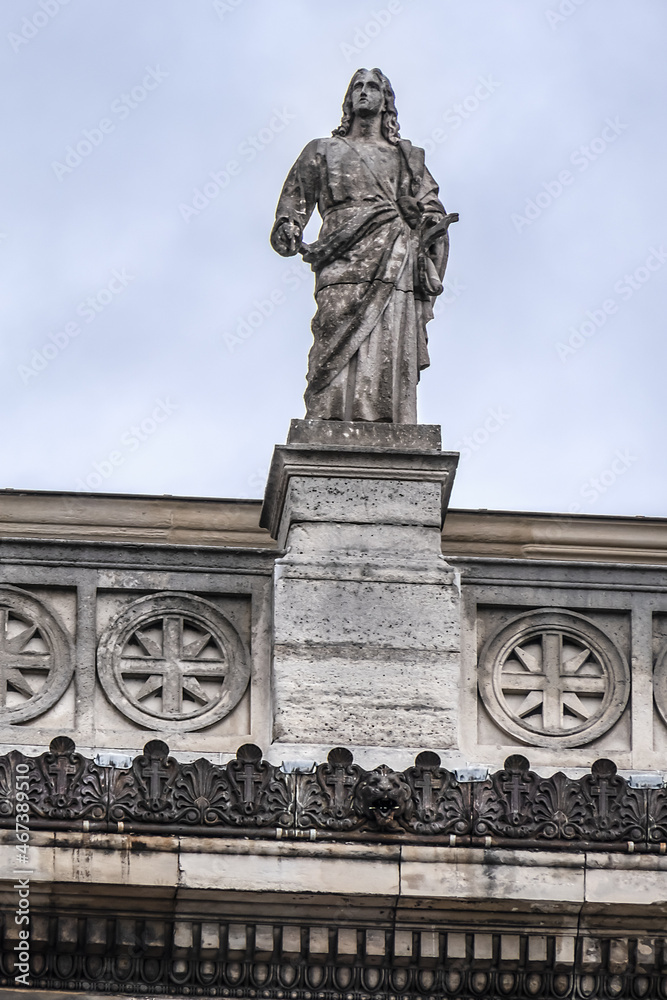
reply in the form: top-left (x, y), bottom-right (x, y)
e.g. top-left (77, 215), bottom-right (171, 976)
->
top-left (97, 592), bottom-right (250, 732)
top-left (478, 609), bottom-right (630, 748)
top-left (2, 910), bottom-right (665, 999)
top-left (0, 586), bottom-right (74, 724)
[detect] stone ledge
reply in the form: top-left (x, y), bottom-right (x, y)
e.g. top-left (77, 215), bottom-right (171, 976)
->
top-left (1, 490), bottom-right (667, 565)
top-left (261, 447), bottom-right (458, 540)
top-left (3, 836), bottom-right (667, 912)
top-left (286, 418), bottom-right (442, 451)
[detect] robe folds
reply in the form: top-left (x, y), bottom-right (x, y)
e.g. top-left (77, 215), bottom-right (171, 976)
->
top-left (271, 136), bottom-right (448, 423)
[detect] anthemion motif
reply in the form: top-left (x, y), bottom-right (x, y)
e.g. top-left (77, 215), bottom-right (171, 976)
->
top-left (0, 585), bottom-right (74, 724)
top-left (97, 592), bottom-right (250, 731)
top-left (478, 609), bottom-right (630, 748)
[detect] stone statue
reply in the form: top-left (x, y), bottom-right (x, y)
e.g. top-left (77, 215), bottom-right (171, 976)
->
top-left (271, 68), bottom-right (458, 424)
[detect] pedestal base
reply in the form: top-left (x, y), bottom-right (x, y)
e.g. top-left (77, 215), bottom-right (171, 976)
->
top-left (261, 420), bottom-right (461, 750)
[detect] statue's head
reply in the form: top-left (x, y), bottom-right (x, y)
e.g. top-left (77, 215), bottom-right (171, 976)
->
top-left (333, 68), bottom-right (400, 144)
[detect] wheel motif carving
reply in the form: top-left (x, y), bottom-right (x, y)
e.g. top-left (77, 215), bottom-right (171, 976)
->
top-left (0, 586), bottom-right (74, 724)
top-left (652, 643), bottom-right (667, 728)
top-left (97, 593), bottom-right (250, 732)
top-left (478, 609), bottom-right (629, 748)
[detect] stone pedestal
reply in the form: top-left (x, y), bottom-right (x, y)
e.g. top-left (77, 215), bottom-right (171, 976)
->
top-left (261, 420), bottom-right (461, 752)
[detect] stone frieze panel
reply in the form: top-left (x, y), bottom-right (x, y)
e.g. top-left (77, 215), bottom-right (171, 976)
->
top-left (477, 608), bottom-right (631, 749)
top-left (0, 584), bottom-right (75, 725)
top-left (96, 592), bottom-right (251, 733)
top-left (0, 566), bottom-right (268, 754)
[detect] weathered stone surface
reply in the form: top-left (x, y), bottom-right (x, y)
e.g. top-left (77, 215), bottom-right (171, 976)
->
top-left (584, 854), bottom-right (667, 906)
top-left (179, 845), bottom-right (400, 896)
top-left (272, 651), bottom-right (460, 745)
top-left (0, 542), bottom-right (274, 756)
top-left (271, 71), bottom-right (457, 424)
top-left (4, 824), bottom-right (667, 997)
top-left (2, 489), bottom-right (667, 562)
top-left (6, 488), bottom-right (667, 773)
top-left (264, 420), bottom-right (461, 749)
top-left (455, 557), bottom-right (667, 770)
top-left (287, 418), bottom-right (442, 451)
top-left (281, 476), bottom-right (443, 528)
top-left (261, 426), bottom-right (458, 543)
top-left (274, 579), bottom-right (458, 648)
top-left (477, 608), bottom-right (631, 749)
top-left (10, 833), bottom-right (667, 914)
top-left (282, 521), bottom-right (448, 581)
top-left (400, 847), bottom-right (586, 908)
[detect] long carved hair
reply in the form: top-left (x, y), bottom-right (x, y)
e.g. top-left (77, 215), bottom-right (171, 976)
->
top-left (332, 68), bottom-right (401, 144)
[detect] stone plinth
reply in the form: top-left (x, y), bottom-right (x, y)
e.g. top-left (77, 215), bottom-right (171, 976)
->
top-left (261, 420), bottom-right (460, 750)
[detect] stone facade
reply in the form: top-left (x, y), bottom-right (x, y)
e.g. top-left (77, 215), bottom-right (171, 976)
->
top-left (0, 539), bottom-right (273, 758)
top-left (2, 482), bottom-right (667, 774)
top-left (1, 426), bottom-right (667, 998)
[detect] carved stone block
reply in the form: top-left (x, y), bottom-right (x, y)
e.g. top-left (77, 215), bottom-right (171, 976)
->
top-left (262, 419), bottom-right (460, 751)
top-left (97, 591), bottom-right (250, 733)
top-left (478, 608), bottom-right (630, 749)
top-left (0, 584), bottom-right (75, 726)
top-left (0, 542), bottom-right (273, 756)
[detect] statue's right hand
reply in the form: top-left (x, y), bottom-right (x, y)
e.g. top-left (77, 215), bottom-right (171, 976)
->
top-left (272, 220), bottom-right (302, 256)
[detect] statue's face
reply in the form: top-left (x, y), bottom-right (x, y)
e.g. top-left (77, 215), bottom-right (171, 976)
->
top-left (350, 70), bottom-right (385, 117)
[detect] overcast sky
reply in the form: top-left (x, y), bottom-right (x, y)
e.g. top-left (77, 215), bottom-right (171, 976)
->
top-left (2, 0), bottom-right (666, 516)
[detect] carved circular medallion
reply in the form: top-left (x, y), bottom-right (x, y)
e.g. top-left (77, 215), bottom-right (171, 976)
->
top-left (652, 643), bottom-right (667, 728)
top-left (97, 593), bottom-right (250, 732)
top-left (478, 609), bottom-right (629, 748)
top-left (0, 586), bottom-right (74, 724)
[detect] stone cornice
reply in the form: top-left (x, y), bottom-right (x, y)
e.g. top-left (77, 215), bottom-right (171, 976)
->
top-left (0, 490), bottom-right (666, 563)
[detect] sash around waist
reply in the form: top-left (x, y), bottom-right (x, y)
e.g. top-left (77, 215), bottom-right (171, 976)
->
top-left (320, 198), bottom-right (396, 220)
top-left (302, 203), bottom-right (403, 271)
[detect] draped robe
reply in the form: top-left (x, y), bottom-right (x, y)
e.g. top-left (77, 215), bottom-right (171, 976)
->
top-left (271, 136), bottom-right (448, 423)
